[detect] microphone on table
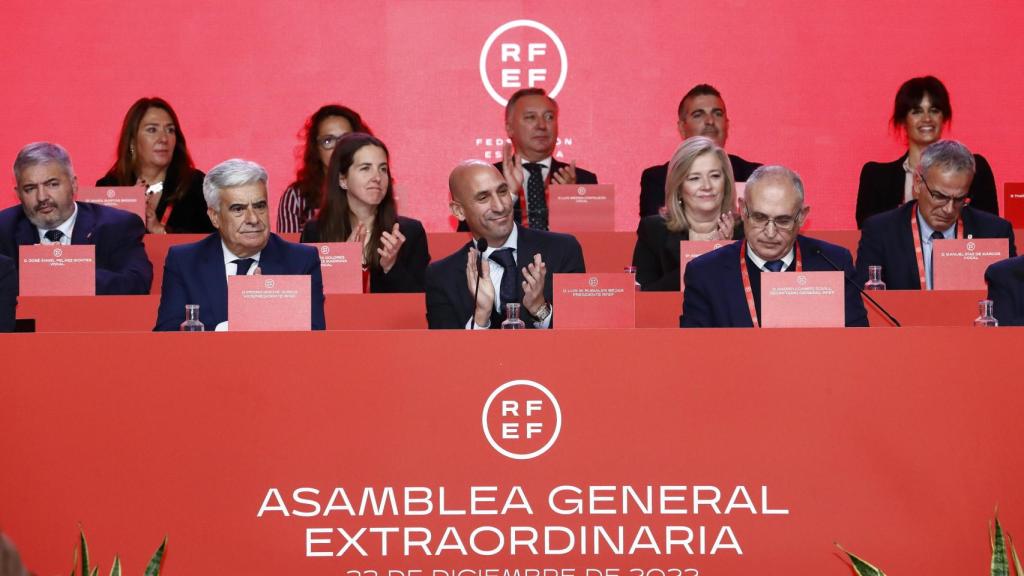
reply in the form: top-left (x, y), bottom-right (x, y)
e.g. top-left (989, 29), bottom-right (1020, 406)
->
top-left (814, 247), bottom-right (901, 327)
top-left (472, 237), bottom-right (488, 322)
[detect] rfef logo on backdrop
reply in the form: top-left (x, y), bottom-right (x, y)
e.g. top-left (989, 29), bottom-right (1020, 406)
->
top-left (480, 20), bottom-right (567, 107)
top-left (482, 379), bottom-right (561, 460)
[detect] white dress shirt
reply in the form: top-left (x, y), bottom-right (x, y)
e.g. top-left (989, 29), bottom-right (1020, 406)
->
top-left (468, 224), bottom-right (552, 330)
top-left (746, 244), bottom-right (796, 272)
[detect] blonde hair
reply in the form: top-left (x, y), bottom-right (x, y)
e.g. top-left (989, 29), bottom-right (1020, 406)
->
top-left (663, 136), bottom-right (735, 233)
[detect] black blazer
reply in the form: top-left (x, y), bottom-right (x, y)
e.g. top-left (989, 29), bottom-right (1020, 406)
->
top-left (0, 201), bottom-right (153, 295)
top-left (97, 168), bottom-right (215, 234)
top-left (300, 215), bottom-right (430, 293)
top-left (639, 153), bottom-right (761, 219)
top-left (0, 253), bottom-right (16, 332)
top-left (455, 159), bottom-right (598, 231)
top-left (855, 201), bottom-right (1016, 290)
top-left (854, 153), bottom-right (998, 229)
top-left (631, 214), bottom-right (744, 291)
top-left (985, 256), bottom-right (1024, 326)
top-left (425, 225), bottom-right (586, 329)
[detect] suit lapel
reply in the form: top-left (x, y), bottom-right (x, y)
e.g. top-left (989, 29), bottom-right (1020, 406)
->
top-left (256, 234), bottom-right (282, 274)
top-left (69, 202), bottom-right (96, 244)
top-left (200, 235), bottom-right (229, 323)
top-left (13, 213), bottom-right (38, 246)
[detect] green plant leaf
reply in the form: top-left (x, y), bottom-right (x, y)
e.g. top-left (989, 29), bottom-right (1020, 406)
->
top-left (109, 555), bottom-right (121, 576)
top-left (835, 543), bottom-right (887, 576)
top-left (79, 528), bottom-right (90, 576)
top-left (993, 515), bottom-right (1009, 576)
top-left (143, 537), bottom-right (167, 576)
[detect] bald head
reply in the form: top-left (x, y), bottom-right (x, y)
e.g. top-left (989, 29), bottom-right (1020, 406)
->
top-left (448, 160), bottom-right (514, 246)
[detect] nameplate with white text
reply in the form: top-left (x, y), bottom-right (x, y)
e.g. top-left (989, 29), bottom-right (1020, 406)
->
top-left (19, 244), bottom-right (95, 296)
top-left (933, 238), bottom-right (1009, 290)
top-left (554, 273), bottom-right (635, 329)
top-left (761, 271), bottom-right (843, 328)
top-left (309, 242), bottom-right (364, 294)
top-left (77, 186), bottom-right (146, 222)
top-left (228, 275), bottom-right (311, 331)
top-left (548, 184), bottom-right (615, 232)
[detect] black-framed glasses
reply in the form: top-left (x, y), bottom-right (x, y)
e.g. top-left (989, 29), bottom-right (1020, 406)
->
top-left (744, 207), bottom-right (800, 231)
top-left (919, 175), bottom-right (970, 209)
top-left (316, 134), bottom-right (345, 150)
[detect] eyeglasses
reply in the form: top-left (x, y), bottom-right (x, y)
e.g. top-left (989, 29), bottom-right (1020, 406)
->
top-left (316, 134), bottom-right (345, 150)
top-left (744, 208), bottom-right (800, 231)
top-left (919, 175), bottom-right (970, 209)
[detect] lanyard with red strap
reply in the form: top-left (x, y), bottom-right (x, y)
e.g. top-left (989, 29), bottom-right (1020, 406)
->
top-left (739, 240), bottom-right (802, 328)
top-left (910, 207), bottom-right (962, 289)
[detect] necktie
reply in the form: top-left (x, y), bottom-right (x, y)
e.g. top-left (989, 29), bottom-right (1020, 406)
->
top-left (928, 230), bottom-right (944, 288)
top-left (44, 229), bottom-right (64, 243)
top-left (489, 248), bottom-right (518, 309)
top-left (764, 259), bottom-right (785, 272)
top-left (233, 258), bottom-right (255, 276)
top-left (523, 162), bottom-right (548, 231)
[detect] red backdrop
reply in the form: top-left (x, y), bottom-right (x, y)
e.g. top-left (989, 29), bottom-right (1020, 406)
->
top-left (2, 1), bottom-right (1022, 232)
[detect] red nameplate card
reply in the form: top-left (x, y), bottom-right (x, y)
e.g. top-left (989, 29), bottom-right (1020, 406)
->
top-left (553, 273), bottom-right (635, 329)
top-left (679, 240), bottom-right (734, 291)
top-left (19, 244), bottom-right (95, 296)
top-left (77, 186), bottom-right (146, 221)
top-left (228, 275), bottom-right (312, 331)
top-left (309, 242), bottom-right (363, 294)
top-left (760, 271), bottom-right (844, 328)
top-left (933, 238), bottom-right (1009, 290)
top-left (1004, 183), bottom-right (1024, 228)
top-left (547, 184), bottom-right (615, 231)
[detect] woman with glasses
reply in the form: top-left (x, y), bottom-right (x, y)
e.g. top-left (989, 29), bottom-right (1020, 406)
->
top-left (631, 136), bottom-right (741, 291)
top-left (277, 105), bottom-right (372, 233)
top-left (300, 132), bottom-right (429, 293)
top-left (854, 76), bottom-right (998, 229)
top-left (97, 97), bottom-right (214, 234)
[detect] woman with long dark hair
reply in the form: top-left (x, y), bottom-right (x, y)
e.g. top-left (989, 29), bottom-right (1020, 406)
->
top-left (278, 105), bottom-right (371, 233)
top-left (300, 133), bottom-right (429, 292)
top-left (97, 97), bottom-right (213, 233)
top-left (855, 76), bottom-right (998, 228)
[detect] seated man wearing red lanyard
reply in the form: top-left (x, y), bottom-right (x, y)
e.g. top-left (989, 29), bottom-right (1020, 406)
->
top-left (680, 165), bottom-right (868, 327)
top-left (855, 140), bottom-right (1016, 290)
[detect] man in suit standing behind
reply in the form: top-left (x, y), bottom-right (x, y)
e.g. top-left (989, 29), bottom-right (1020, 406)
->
top-left (154, 158), bottom-right (325, 331)
top-left (0, 142), bottom-right (152, 295)
top-left (639, 84), bottom-right (762, 218)
top-left (459, 88), bottom-right (598, 232)
top-left (427, 160), bottom-right (585, 329)
top-left (855, 140), bottom-right (1016, 290)
top-left (680, 165), bottom-right (868, 327)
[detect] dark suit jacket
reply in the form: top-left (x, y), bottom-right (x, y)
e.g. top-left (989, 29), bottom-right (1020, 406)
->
top-left (985, 256), bottom-right (1024, 326)
top-left (300, 215), bottom-right (430, 292)
top-left (631, 214), bottom-right (744, 291)
top-left (0, 202), bottom-right (152, 295)
top-left (154, 233), bottom-right (326, 331)
top-left (855, 201), bottom-right (1016, 290)
top-left (680, 236), bottom-right (868, 327)
top-left (425, 225), bottom-right (586, 329)
top-left (97, 168), bottom-right (215, 234)
top-left (0, 253), bottom-right (16, 333)
top-left (639, 153), bottom-right (761, 218)
top-left (854, 153), bottom-right (998, 229)
top-left (455, 159), bottom-right (598, 231)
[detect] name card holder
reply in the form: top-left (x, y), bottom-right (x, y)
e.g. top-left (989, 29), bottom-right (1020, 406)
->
top-left (761, 271), bottom-right (843, 328)
top-left (228, 275), bottom-right (312, 331)
top-left (19, 244), bottom-right (95, 296)
top-left (933, 238), bottom-right (1009, 290)
top-left (309, 242), bottom-right (364, 294)
top-left (547, 184), bottom-right (615, 232)
top-left (77, 186), bottom-right (146, 222)
top-left (553, 273), bottom-right (635, 329)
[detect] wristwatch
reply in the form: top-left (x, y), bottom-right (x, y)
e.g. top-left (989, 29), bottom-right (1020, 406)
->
top-left (532, 302), bottom-right (552, 322)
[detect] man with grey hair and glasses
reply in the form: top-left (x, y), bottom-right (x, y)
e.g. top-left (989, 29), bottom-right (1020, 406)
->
top-left (154, 158), bottom-right (325, 330)
top-left (856, 140), bottom-right (1016, 290)
top-left (681, 164), bottom-right (868, 327)
top-left (0, 141), bottom-right (152, 295)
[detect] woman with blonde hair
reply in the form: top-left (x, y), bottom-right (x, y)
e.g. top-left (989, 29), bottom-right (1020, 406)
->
top-left (631, 135), bottom-right (740, 291)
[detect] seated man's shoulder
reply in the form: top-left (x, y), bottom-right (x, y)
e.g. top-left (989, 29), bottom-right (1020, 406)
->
top-left (640, 163), bottom-right (668, 180)
top-left (861, 201), bottom-right (912, 232)
top-left (967, 205), bottom-right (1013, 230)
top-left (688, 240), bottom-right (739, 271)
top-left (987, 255), bottom-right (1024, 278)
top-left (0, 204), bottom-right (24, 228)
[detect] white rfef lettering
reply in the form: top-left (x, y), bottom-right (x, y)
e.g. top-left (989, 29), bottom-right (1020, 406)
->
top-left (501, 43), bottom-right (521, 62)
top-left (527, 43), bottom-right (547, 61)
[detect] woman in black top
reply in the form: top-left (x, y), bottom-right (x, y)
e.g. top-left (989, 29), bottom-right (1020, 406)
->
top-left (855, 76), bottom-right (998, 228)
top-left (301, 133), bottom-right (429, 292)
top-left (97, 97), bottom-right (213, 234)
top-left (632, 136), bottom-right (741, 291)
